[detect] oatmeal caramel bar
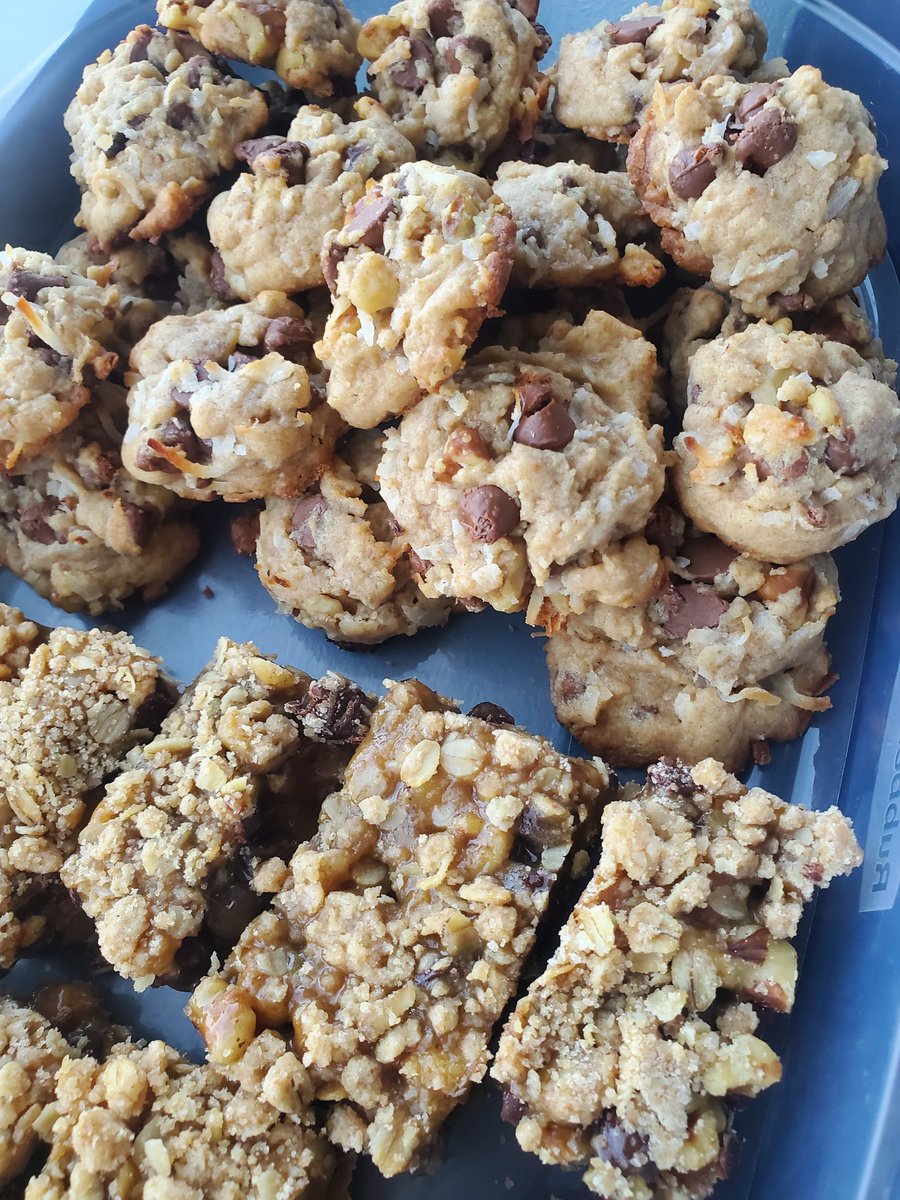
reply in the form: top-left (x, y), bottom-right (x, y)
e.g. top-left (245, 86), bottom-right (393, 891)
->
top-left (0, 997), bottom-right (76, 1186)
top-left (25, 1032), bottom-right (344, 1200)
top-left (189, 679), bottom-right (611, 1177)
top-left (0, 622), bottom-right (173, 970)
top-left (492, 758), bottom-right (862, 1200)
top-left (0, 603), bottom-right (43, 688)
top-left (61, 642), bottom-right (371, 989)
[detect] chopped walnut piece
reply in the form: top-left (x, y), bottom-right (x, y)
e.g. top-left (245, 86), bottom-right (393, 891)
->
top-left (492, 757), bottom-right (862, 1199)
top-left (190, 679), bottom-right (612, 1177)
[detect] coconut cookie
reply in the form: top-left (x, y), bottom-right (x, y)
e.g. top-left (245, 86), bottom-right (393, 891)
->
top-left (208, 99), bottom-right (416, 300)
top-left (492, 760), bottom-right (861, 1200)
top-left (359, 0), bottom-right (548, 171)
top-left (673, 322), bottom-right (900, 562)
top-left (158, 0), bottom-right (361, 95)
top-left (378, 327), bottom-right (665, 613)
top-left (555, 0), bottom-right (767, 144)
top-left (0, 384), bottom-right (199, 614)
top-left (0, 247), bottom-right (118, 469)
top-left (316, 161), bottom-right (516, 427)
top-left (256, 434), bottom-right (454, 645)
top-left (663, 285), bottom-right (897, 410)
top-left (124, 293), bottom-right (342, 502)
top-left (64, 25), bottom-right (268, 251)
top-left (493, 161), bottom-right (665, 288)
top-left (628, 68), bottom-right (887, 317)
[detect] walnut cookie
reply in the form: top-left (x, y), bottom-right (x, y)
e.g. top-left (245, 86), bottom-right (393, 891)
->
top-left (64, 25), bottom-right (268, 250)
top-left (672, 321), bottom-right (900, 562)
top-left (359, 0), bottom-right (549, 170)
top-left (554, 0), bottom-right (768, 144)
top-left (123, 293), bottom-right (343, 502)
top-left (627, 67), bottom-right (887, 316)
top-left (316, 160), bottom-right (516, 427)
top-left (207, 98), bottom-right (416, 300)
top-left (157, 0), bottom-right (362, 95)
top-left (492, 759), bottom-right (862, 1200)
top-left (378, 310), bottom-right (664, 613)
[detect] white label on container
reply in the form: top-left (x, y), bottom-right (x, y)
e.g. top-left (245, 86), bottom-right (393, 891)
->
top-left (859, 673), bottom-right (900, 912)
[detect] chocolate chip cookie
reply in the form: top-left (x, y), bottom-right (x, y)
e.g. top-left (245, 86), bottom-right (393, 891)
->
top-left (0, 383), bottom-right (200, 614)
top-left (316, 160), bottom-right (516, 427)
top-left (359, 0), bottom-right (549, 170)
top-left (158, 0), bottom-right (362, 95)
top-left (378, 314), bottom-right (665, 612)
top-left (0, 247), bottom-right (118, 469)
top-left (124, 293), bottom-right (342, 501)
top-left (555, 0), bottom-right (768, 144)
top-left (208, 98), bottom-right (416, 300)
top-left (256, 432), bottom-right (454, 644)
top-left (493, 161), bottom-right (665, 288)
top-left (628, 67), bottom-right (887, 316)
top-left (673, 322), bottom-right (900, 561)
top-left (64, 25), bottom-right (268, 250)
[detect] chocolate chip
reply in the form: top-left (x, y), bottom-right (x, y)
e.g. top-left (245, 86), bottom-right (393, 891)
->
top-left (446, 35), bottom-right (493, 72)
top-left (468, 701), bottom-right (514, 725)
top-left (285, 674), bottom-right (374, 745)
top-left (407, 548), bottom-right (432, 580)
top-left (500, 1090), bottom-right (528, 1125)
top-left (18, 500), bottom-right (64, 545)
top-left (824, 432), bottom-right (858, 475)
top-left (726, 928), bottom-right (769, 963)
top-left (389, 37), bottom-right (434, 92)
top-left (157, 413), bottom-right (212, 464)
top-left (166, 100), bottom-right (194, 130)
top-left (273, 141), bottom-right (309, 186)
top-left (33, 346), bottom-right (66, 370)
top-left (235, 135), bottom-right (285, 165)
top-left (209, 251), bottom-right (235, 302)
top-left (591, 1112), bottom-right (651, 1173)
top-left (646, 758), bottom-right (699, 797)
top-left (772, 290), bottom-right (814, 314)
top-left (427, 0), bottom-right (459, 39)
top-left (128, 27), bottom-right (153, 62)
top-left (681, 535), bottom-right (737, 583)
top-left (121, 502), bottom-right (157, 549)
top-left (105, 132), bottom-right (127, 159)
top-left (734, 108), bottom-right (797, 174)
top-left (518, 222), bottom-right (546, 250)
top-left (128, 114), bottom-right (148, 130)
top-left (517, 379), bottom-right (555, 416)
top-left (250, 2), bottom-right (286, 36)
top-left (228, 351), bottom-right (259, 371)
top-left (264, 316), bottom-right (314, 358)
top-left (6, 268), bottom-right (68, 300)
top-left (608, 15), bottom-right (663, 44)
top-left (345, 195), bottom-right (396, 249)
top-left (171, 387), bottom-right (194, 410)
top-left (343, 141), bottom-right (370, 171)
top-left (736, 83), bottom-right (779, 124)
top-left (513, 398), bottom-right (576, 451)
top-left (751, 740), bottom-right (772, 767)
top-left (415, 963), bottom-right (453, 988)
top-left (230, 508), bottom-right (261, 556)
top-left (645, 502), bottom-right (685, 560)
top-left (186, 55), bottom-right (208, 88)
top-left (135, 442), bottom-right (179, 474)
top-left (290, 495), bottom-right (327, 551)
top-left (458, 485), bottom-right (520, 544)
top-left (511, 0), bottom-right (538, 19)
top-left (661, 582), bottom-right (728, 638)
top-left (779, 450), bottom-right (809, 482)
top-left (193, 361), bottom-right (214, 383)
top-left (669, 143), bottom-right (722, 200)
top-left (323, 242), bottom-right (348, 293)
top-left (74, 444), bottom-right (119, 490)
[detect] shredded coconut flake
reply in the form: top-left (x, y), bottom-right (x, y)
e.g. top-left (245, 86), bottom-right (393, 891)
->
top-left (826, 177), bottom-right (860, 220)
top-left (683, 221), bottom-right (702, 241)
top-left (807, 150), bottom-right (837, 169)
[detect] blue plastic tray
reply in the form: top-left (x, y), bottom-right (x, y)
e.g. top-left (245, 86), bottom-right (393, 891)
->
top-left (1, 2), bottom-right (898, 1197)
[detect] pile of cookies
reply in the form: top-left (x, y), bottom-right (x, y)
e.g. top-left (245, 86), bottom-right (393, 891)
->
top-left (1, 0), bottom-right (898, 780)
top-left (0, 603), bottom-right (863, 1199)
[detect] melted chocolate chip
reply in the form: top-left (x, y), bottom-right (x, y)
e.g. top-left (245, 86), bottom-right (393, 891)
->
top-left (511, 0), bottom-right (539, 19)
top-left (427, 0), bottom-right (459, 39)
top-left (74, 445), bottom-right (119, 490)
top-left (285, 675), bottom-right (374, 745)
top-left (513, 398), bottom-right (576, 451)
top-left (166, 100), bottom-right (194, 130)
top-left (458, 485), bottom-right (520, 544)
top-left (681, 535), bottom-right (737, 583)
top-left (468, 701), bottom-right (514, 725)
top-left (128, 27), bottom-right (153, 63)
top-left (209, 251), bottom-right (236, 302)
top-left (517, 379), bottom-right (555, 416)
top-left (518, 221), bottom-right (546, 249)
top-left (646, 757), bottom-right (699, 797)
top-left (273, 140), bottom-right (309, 186)
top-left (607, 15), bottom-right (663, 44)
top-left (235, 135), bottom-right (285, 165)
top-left (343, 141), bottom-right (370, 171)
top-left (824, 433), bottom-right (858, 474)
top-left (105, 131), bottom-right (127, 159)
top-left (264, 316), bottom-right (313, 358)
top-left (446, 34), bottom-right (493, 71)
top-left (135, 443), bottom-right (179, 474)
top-left (230, 508), bottom-right (261, 556)
top-left (157, 413), bottom-right (212, 464)
top-left (228, 351), bottom-right (259, 372)
top-left (661, 582), bottom-right (729, 638)
top-left (6, 268), bottom-right (67, 300)
top-left (171, 387), bottom-right (194, 410)
top-left (389, 36), bottom-right (434, 92)
top-left (500, 1090), bottom-right (528, 1124)
top-left (323, 242), bottom-right (348, 293)
top-left (645, 502), bottom-right (685, 560)
top-left (736, 83), bottom-right (779, 124)
top-left (290, 495), bottom-right (327, 551)
top-left (19, 500), bottom-right (64, 545)
top-left (186, 55), bottom-right (208, 88)
top-left (669, 143), bottom-right (722, 200)
top-left (772, 290), bottom-right (814, 314)
top-left (120, 501), bottom-right (158, 549)
top-left (734, 108), bottom-right (797, 174)
top-left (591, 1112), bottom-right (652, 1174)
top-left (345, 195), bottom-right (396, 248)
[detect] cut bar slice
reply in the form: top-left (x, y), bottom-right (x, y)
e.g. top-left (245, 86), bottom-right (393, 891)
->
top-left (190, 679), bottom-right (612, 1177)
top-left (61, 641), bottom-right (370, 989)
top-left (491, 757), bottom-right (862, 1200)
top-left (24, 1031), bottom-right (345, 1200)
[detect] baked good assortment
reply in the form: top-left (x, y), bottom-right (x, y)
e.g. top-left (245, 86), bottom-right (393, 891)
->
top-left (0, 0), bottom-right (888, 1194)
